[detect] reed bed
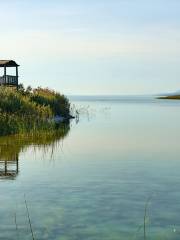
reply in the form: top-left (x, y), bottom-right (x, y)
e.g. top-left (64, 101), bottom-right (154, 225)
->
top-left (0, 85), bottom-right (70, 136)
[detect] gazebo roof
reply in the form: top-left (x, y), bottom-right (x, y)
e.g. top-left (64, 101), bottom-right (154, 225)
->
top-left (0, 60), bottom-right (19, 67)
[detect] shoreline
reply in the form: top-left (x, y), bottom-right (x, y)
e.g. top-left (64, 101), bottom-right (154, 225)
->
top-left (157, 95), bottom-right (180, 100)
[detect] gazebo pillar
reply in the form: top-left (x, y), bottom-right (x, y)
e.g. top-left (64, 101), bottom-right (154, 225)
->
top-left (4, 66), bottom-right (6, 84)
top-left (16, 66), bottom-right (19, 89)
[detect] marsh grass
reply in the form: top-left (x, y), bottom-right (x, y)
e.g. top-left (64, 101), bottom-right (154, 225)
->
top-left (143, 197), bottom-right (152, 240)
top-left (14, 212), bottom-right (19, 239)
top-left (24, 195), bottom-right (35, 240)
top-left (132, 195), bottom-right (154, 240)
top-left (13, 196), bottom-right (35, 240)
top-left (0, 86), bottom-right (70, 136)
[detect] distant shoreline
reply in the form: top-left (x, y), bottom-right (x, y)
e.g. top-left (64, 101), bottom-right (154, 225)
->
top-left (157, 95), bottom-right (180, 100)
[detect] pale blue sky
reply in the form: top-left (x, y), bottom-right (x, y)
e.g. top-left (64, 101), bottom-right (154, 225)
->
top-left (0, 0), bottom-right (180, 95)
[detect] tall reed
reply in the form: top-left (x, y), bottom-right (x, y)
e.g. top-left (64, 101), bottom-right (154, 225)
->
top-left (0, 86), bottom-right (70, 136)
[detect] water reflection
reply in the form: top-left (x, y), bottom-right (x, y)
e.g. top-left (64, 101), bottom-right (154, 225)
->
top-left (0, 156), bottom-right (19, 180)
top-left (0, 124), bottom-right (70, 180)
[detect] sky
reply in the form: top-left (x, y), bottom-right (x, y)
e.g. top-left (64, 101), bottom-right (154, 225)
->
top-left (0, 0), bottom-right (180, 95)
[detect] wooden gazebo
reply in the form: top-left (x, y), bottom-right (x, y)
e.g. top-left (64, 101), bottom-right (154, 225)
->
top-left (0, 60), bottom-right (19, 89)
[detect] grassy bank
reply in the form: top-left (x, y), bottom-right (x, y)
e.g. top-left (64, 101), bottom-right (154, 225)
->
top-left (0, 85), bottom-right (70, 136)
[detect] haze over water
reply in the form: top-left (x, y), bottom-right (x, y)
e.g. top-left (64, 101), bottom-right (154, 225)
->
top-left (0, 96), bottom-right (180, 239)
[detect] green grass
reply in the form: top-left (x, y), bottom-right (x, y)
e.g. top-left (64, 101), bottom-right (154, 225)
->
top-left (0, 85), bottom-right (71, 136)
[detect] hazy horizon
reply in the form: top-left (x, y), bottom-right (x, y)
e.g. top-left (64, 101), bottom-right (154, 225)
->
top-left (0, 0), bottom-right (180, 95)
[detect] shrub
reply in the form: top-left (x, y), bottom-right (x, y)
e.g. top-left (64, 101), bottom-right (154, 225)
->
top-left (0, 86), bottom-right (70, 136)
top-left (30, 87), bottom-right (70, 117)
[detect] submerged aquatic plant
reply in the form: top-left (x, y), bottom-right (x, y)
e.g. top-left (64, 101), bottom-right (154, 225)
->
top-left (132, 195), bottom-right (153, 240)
top-left (24, 195), bottom-right (35, 240)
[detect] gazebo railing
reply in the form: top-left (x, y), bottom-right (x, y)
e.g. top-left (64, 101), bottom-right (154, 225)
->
top-left (0, 75), bottom-right (18, 86)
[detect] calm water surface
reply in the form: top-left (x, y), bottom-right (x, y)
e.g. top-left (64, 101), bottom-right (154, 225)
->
top-left (0, 96), bottom-right (180, 240)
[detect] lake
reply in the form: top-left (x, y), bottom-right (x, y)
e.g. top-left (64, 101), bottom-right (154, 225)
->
top-left (0, 96), bottom-right (180, 240)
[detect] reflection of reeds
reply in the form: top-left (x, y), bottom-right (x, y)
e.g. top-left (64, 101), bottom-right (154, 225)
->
top-left (24, 195), bottom-right (35, 240)
top-left (0, 124), bottom-right (70, 162)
